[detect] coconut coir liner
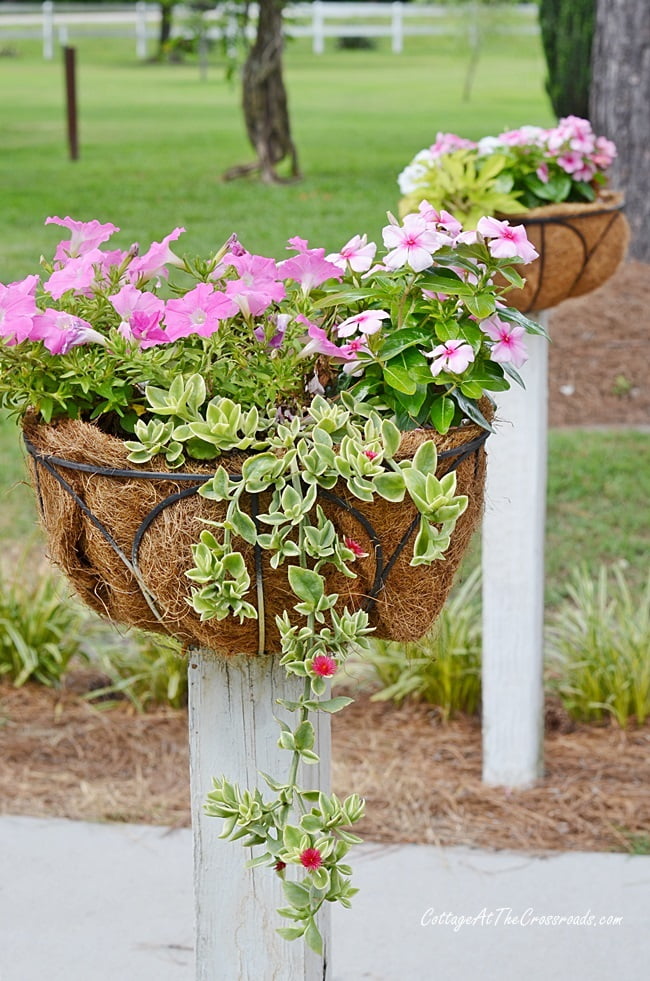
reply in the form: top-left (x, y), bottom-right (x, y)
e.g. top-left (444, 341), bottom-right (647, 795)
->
top-left (22, 414), bottom-right (488, 657)
top-left (501, 191), bottom-right (629, 313)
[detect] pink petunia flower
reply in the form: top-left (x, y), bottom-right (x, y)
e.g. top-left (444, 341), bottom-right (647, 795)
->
top-left (109, 284), bottom-right (165, 323)
top-left (129, 227), bottom-right (185, 281)
top-left (119, 311), bottom-right (169, 349)
top-left (336, 309), bottom-right (389, 338)
top-left (326, 234), bottom-right (377, 273)
top-left (31, 309), bottom-right (106, 354)
top-left (286, 235), bottom-right (310, 253)
top-left (45, 216), bottom-right (119, 261)
top-left (382, 213), bottom-right (448, 272)
top-left (43, 250), bottom-right (106, 299)
top-left (311, 654), bottom-right (338, 677)
top-left (476, 217), bottom-right (539, 264)
top-left (164, 283), bottom-right (237, 340)
top-left (279, 250), bottom-right (343, 293)
top-left (482, 315), bottom-right (528, 368)
top-left (557, 151), bottom-right (585, 175)
top-left (297, 315), bottom-right (352, 360)
top-left (0, 282), bottom-right (38, 343)
top-left (224, 253), bottom-right (286, 317)
top-left (299, 848), bottom-right (323, 871)
top-left (425, 339), bottom-right (475, 377)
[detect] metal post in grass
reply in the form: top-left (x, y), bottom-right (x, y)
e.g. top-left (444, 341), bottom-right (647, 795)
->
top-left (481, 313), bottom-right (549, 788)
top-left (63, 46), bottom-right (79, 161)
top-left (188, 650), bottom-right (331, 980)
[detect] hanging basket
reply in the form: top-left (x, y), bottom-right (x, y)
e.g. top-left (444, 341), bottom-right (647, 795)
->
top-left (498, 190), bottom-right (629, 313)
top-left (22, 414), bottom-right (489, 657)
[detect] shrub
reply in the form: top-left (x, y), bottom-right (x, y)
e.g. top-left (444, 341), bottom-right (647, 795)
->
top-left (546, 565), bottom-right (650, 726)
top-left (0, 562), bottom-right (87, 687)
top-left (362, 566), bottom-right (482, 721)
top-left (89, 630), bottom-right (187, 711)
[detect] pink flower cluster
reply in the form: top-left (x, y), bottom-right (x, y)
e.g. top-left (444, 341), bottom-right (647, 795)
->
top-left (399, 116), bottom-right (617, 198)
top-left (1, 210), bottom-right (538, 381)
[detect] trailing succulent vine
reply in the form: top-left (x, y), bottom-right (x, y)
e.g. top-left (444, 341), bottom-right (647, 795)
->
top-left (125, 384), bottom-right (467, 952)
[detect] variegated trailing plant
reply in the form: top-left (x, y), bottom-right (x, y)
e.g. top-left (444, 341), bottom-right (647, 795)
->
top-left (0, 209), bottom-right (546, 953)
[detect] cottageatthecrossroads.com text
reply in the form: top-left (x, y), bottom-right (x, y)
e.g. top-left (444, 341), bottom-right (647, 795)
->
top-left (420, 908), bottom-right (623, 931)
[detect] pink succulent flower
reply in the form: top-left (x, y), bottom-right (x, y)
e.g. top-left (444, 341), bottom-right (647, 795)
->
top-left (164, 283), bottom-right (237, 340)
top-left (129, 227), bottom-right (185, 281)
top-left (299, 848), bottom-right (323, 871)
top-left (482, 314), bottom-right (528, 368)
top-left (311, 654), bottom-right (338, 677)
top-left (45, 216), bottom-right (119, 261)
top-left (326, 234), bottom-right (377, 273)
top-left (336, 309), bottom-right (389, 338)
top-left (344, 537), bottom-right (368, 559)
top-left (425, 339), bottom-right (475, 377)
top-left (476, 217), bottom-right (539, 264)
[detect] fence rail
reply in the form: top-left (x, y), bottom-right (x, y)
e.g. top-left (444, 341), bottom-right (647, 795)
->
top-left (0, 2), bottom-right (539, 59)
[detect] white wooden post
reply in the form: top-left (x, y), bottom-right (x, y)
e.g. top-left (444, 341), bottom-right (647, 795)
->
top-left (42, 0), bottom-right (54, 59)
top-left (481, 314), bottom-right (549, 788)
top-left (312, 0), bottom-right (324, 55)
top-left (135, 1), bottom-right (148, 60)
top-left (188, 650), bottom-right (331, 980)
top-left (391, 2), bottom-right (403, 54)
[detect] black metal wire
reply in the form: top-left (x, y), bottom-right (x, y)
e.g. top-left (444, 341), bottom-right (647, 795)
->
top-left (24, 428), bottom-right (488, 646)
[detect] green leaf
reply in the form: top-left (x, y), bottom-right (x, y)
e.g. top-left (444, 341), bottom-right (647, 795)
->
top-left (314, 696), bottom-right (355, 714)
top-left (277, 926), bottom-right (307, 942)
top-left (453, 391), bottom-right (494, 431)
top-left (465, 292), bottom-right (496, 320)
top-left (420, 268), bottom-right (475, 297)
top-left (293, 720), bottom-right (315, 752)
top-left (288, 566), bottom-right (325, 606)
top-left (383, 360), bottom-right (417, 395)
top-left (282, 825), bottom-right (303, 850)
top-left (379, 326), bottom-right (433, 360)
top-left (305, 919), bottom-right (323, 955)
top-left (282, 879), bottom-right (311, 908)
top-left (228, 508), bottom-right (258, 545)
top-left (430, 395), bottom-right (455, 434)
top-left (413, 439), bottom-right (438, 475)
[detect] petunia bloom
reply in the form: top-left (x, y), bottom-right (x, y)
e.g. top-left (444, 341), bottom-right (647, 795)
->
top-left (45, 216), bottom-right (119, 261)
top-left (224, 253), bottom-right (286, 317)
top-left (476, 217), bottom-right (539, 264)
top-left (31, 310), bottom-right (106, 354)
top-left (129, 227), bottom-right (185, 281)
top-left (425, 339), bottom-right (475, 377)
top-left (279, 250), bottom-right (343, 293)
top-left (0, 282), bottom-right (38, 344)
top-left (164, 283), bottom-right (237, 340)
top-left (297, 316), bottom-right (353, 360)
top-left (482, 314), bottom-right (528, 368)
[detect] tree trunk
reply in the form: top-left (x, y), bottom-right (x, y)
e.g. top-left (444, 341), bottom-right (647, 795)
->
top-left (223, 0), bottom-right (301, 183)
top-left (159, 1), bottom-right (175, 53)
top-left (590, 0), bottom-right (650, 261)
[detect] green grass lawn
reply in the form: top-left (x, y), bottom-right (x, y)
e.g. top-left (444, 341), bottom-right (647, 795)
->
top-left (0, 32), bottom-right (552, 281)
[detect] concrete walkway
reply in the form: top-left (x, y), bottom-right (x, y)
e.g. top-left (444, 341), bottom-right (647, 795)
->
top-left (1, 815), bottom-right (649, 981)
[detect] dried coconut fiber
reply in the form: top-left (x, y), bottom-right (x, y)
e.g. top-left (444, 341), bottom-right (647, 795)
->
top-left (22, 414), bottom-right (489, 657)
top-left (498, 191), bottom-right (629, 313)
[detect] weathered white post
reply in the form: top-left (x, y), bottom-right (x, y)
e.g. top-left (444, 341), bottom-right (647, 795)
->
top-left (42, 0), bottom-right (54, 59)
top-left (188, 650), bottom-right (331, 980)
top-left (312, 0), bottom-right (325, 55)
top-left (391, 2), bottom-right (404, 54)
top-left (135, 1), bottom-right (148, 60)
top-left (481, 313), bottom-right (549, 788)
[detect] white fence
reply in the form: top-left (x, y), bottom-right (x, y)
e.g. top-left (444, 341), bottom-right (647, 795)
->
top-left (0, 2), bottom-right (539, 60)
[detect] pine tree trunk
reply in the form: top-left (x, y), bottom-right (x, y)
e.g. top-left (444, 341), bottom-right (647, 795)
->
top-left (224, 0), bottom-right (301, 183)
top-left (590, 0), bottom-right (650, 261)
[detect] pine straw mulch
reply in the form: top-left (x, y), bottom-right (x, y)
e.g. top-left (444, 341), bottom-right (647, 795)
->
top-left (2, 677), bottom-right (649, 854)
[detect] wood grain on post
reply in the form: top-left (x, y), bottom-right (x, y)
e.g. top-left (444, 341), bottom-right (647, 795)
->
top-left (481, 316), bottom-right (549, 788)
top-left (188, 650), bottom-right (331, 980)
